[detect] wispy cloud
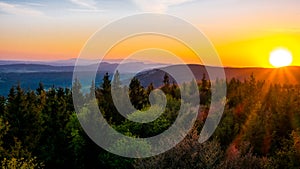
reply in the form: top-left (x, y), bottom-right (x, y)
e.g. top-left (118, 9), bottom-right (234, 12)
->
top-left (68, 0), bottom-right (97, 10)
top-left (67, 8), bottom-right (105, 13)
top-left (23, 2), bottom-right (47, 7)
top-left (131, 0), bottom-right (196, 13)
top-left (0, 1), bottom-right (43, 16)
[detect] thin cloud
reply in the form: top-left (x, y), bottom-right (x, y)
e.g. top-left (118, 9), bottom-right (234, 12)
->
top-left (68, 8), bottom-right (105, 13)
top-left (24, 2), bottom-right (47, 7)
top-left (0, 2), bottom-right (43, 16)
top-left (131, 0), bottom-right (196, 13)
top-left (68, 0), bottom-right (97, 10)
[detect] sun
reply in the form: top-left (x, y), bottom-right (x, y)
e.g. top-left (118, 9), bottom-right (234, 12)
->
top-left (269, 48), bottom-right (293, 68)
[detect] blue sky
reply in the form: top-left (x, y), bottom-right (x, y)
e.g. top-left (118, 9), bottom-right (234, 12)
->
top-left (0, 0), bottom-right (297, 18)
top-left (0, 0), bottom-right (137, 16)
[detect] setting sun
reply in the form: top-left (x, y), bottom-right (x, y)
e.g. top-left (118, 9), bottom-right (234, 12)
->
top-left (269, 48), bottom-right (293, 68)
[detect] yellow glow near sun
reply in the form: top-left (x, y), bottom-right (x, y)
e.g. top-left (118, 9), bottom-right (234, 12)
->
top-left (269, 48), bottom-right (293, 68)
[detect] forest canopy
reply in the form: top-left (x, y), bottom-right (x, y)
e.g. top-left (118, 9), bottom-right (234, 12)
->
top-left (0, 73), bottom-right (300, 169)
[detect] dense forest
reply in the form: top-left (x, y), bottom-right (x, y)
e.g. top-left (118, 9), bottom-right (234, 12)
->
top-left (0, 72), bottom-right (300, 169)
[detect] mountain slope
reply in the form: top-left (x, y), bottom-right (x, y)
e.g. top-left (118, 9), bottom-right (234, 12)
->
top-left (0, 61), bottom-right (166, 73)
top-left (135, 65), bottom-right (300, 87)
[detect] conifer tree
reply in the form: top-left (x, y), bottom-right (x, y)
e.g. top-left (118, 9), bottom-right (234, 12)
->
top-left (129, 77), bottom-right (146, 110)
top-left (101, 72), bottom-right (111, 94)
top-left (112, 70), bottom-right (121, 89)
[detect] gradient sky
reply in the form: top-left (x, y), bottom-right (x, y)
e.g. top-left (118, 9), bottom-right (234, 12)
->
top-left (0, 0), bottom-right (300, 67)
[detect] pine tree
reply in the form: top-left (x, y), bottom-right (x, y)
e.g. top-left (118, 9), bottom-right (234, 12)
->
top-left (146, 83), bottom-right (154, 95)
top-left (163, 73), bottom-right (170, 87)
top-left (170, 81), bottom-right (180, 99)
top-left (112, 70), bottom-right (121, 89)
top-left (201, 73), bottom-right (208, 91)
top-left (129, 77), bottom-right (147, 110)
top-left (87, 80), bottom-right (95, 101)
top-left (162, 73), bottom-right (170, 94)
top-left (200, 73), bottom-right (211, 105)
top-left (0, 96), bottom-right (5, 114)
top-left (101, 72), bottom-right (111, 94)
top-left (72, 78), bottom-right (84, 108)
top-left (36, 82), bottom-right (44, 95)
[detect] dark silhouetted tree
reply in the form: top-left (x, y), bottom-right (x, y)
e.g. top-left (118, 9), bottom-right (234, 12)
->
top-left (129, 77), bottom-right (147, 110)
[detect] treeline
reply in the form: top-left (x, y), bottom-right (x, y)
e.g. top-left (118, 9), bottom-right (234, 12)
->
top-left (0, 73), bottom-right (300, 168)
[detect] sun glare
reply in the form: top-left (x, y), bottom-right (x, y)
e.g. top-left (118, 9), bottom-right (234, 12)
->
top-left (269, 48), bottom-right (293, 68)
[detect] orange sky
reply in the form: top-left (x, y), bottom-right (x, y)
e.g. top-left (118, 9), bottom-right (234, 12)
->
top-left (0, 0), bottom-right (299, 67)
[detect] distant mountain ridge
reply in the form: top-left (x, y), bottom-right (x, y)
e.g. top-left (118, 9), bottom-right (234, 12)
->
top-left (136, 64), bottom-right (300, 87)
top-left (0, 58), bottom-right (168, 67)
top-left (1, 61), bottom-right (300, 96)
top-left (0, 61), bottom-right (167, 73)
top-left (0, 60), bottom-right (167, 96)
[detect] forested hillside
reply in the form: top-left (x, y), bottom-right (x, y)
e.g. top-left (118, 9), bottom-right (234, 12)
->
top-left (0, 73), bottom-right (299, 168)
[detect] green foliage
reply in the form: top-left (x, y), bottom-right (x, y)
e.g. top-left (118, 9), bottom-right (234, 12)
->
top-left (1, 157), bottom-right (43, 169)
top-left (108, 135), bottom-right (151, 158)
top-left (115, 105), bottom-right (171, 138)
top-left (200, 73), bottom-right (211, 105)
top-left (72, 78), bottom-right (84, 107)
top-left (1, 138), bottom-right (44, 169)
top-left (65, 113), bottom-right (86, 168)
top-left (0, 118), bottom-right (8, 157)
top-left (270, 131), bottom-right (300, 169)
top-left (0, 74), bottom-right (300, 168)
top-left (101, 72), bottom-right (111, 93)
top-left (0, 96), bottom-right (5, 114)
top-left (213, 110), bottom-right (240, 147)
top-left (129, 77), bottom-right (148, 110)
top-left (97, 72), bottom-right (126, 125)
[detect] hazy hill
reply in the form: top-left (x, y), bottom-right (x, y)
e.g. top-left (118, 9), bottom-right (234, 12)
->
top-left (0, 58), bottom-right (168, 67)
top-left (1, 62), bottom-right (300, 96)
top-left (135, 65), bottom-right (300, 87)
top-left (0, 61), bottom-right (166, 96)
top-left (0, 61), bottom-right (166, 73)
